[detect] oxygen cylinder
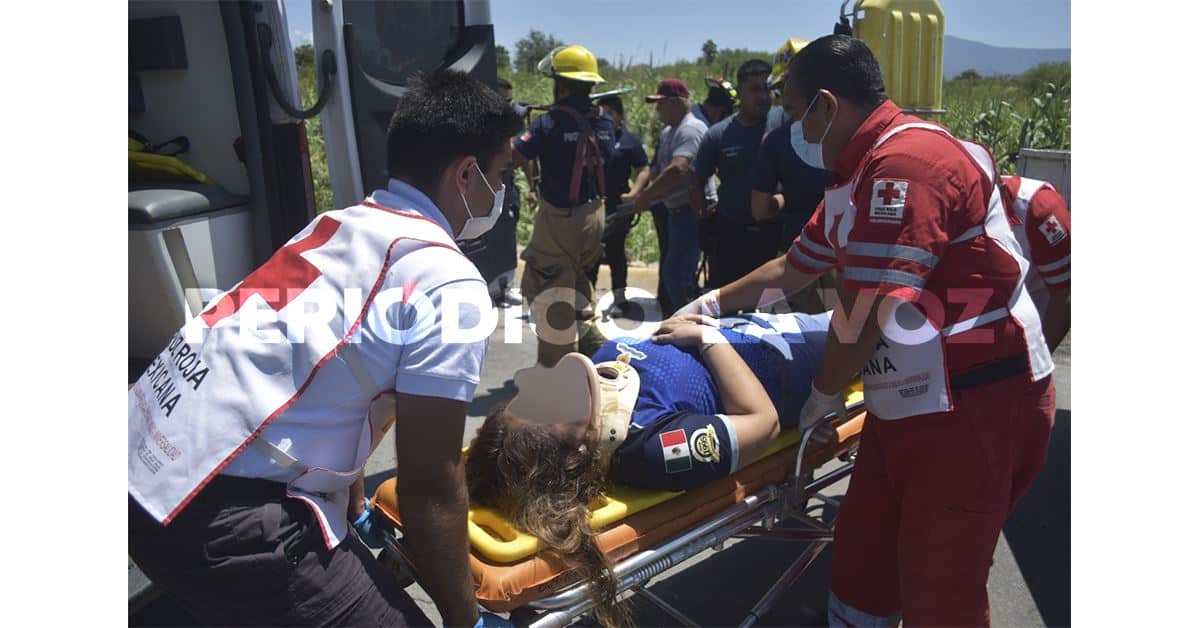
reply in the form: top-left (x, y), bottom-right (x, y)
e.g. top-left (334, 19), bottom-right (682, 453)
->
top-left (852, 0), bottom-right (946, 119)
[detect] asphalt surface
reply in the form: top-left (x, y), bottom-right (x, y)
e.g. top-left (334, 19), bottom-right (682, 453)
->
top-left (130, 264), bottom-right (1070, 627)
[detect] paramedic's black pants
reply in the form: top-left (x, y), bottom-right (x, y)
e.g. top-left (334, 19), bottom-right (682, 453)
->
top-left (128, 476), bottom-right (432, 626)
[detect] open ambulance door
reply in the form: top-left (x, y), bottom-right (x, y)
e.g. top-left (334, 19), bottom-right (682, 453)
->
top-left (314, 0), bottom-right (516, 297)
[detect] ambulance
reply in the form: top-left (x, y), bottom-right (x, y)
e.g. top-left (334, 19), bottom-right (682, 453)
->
top-left (128, 0), bottom-right (506, 379)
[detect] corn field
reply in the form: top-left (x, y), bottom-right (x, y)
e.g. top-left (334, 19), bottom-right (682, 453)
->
top-left (296, 51), bottom-right (1069, 265)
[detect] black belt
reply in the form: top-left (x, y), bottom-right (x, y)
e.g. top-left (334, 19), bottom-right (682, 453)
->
top-left (949, 354), bottom-right (1029, 390)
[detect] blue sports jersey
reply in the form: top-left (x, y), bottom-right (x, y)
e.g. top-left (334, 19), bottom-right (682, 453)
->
top-left (591, 311), bottom-right (831, 490)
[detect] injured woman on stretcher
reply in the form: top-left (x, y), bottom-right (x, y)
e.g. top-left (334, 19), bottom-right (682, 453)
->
top-left (463, 310), bottom-right (832, 625)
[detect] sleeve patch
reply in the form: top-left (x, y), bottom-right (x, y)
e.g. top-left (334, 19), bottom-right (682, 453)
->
top-left (689, 424), bottom-right (721, 463)
top-left (869, 179), bottom-right (908, 224)
top-left (660, 429), bottom-right (692, 473)
top-left (1037, 215), bottom-right (1067, 246)
top-left (519, 130), bottom-right (532, 143)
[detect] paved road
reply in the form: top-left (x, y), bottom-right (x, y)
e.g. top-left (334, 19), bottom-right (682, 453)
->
top-left (131, 264), bottom-right (1070, 626)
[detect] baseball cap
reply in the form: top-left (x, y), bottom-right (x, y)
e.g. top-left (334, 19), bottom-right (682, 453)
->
top-left (645, 78), bottom-right (690, 102)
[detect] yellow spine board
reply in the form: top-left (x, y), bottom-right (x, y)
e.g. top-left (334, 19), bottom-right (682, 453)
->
top-left (854, 0), bottom-right (945, 120)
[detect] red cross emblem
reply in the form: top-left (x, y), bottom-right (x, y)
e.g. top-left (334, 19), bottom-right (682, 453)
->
top-left (1037, 215), bottom-right (1066, 246)
top-left (877, 181), bottom-right (902, 205)
top-left (201, 215), bottom-right (343, 327)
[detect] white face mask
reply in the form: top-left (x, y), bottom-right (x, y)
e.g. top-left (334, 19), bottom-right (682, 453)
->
top-left (791, 91), bottom-right (835, 170)
top-left (456, 161), bottom-right (505, 242)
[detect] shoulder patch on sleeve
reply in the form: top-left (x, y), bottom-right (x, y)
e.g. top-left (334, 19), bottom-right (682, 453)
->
top-left (519, 130), bottom-right (533, 143)
top-left (690, 424), bottom-right (720, 463)
top-left (869, 179), bottom-right (908, 224)
top-left (1037, 215), bottom-right (1067, 246)
top-left (659, 429), bottom-right (692, 473)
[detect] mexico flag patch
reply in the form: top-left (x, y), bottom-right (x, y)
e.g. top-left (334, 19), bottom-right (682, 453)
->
top-left (660, 429), bottom-right (692, 474)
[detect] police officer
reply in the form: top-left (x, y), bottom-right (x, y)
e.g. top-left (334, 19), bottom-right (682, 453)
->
top-left (127, 71), bottom-right (521, 627)
top-left (586, 94), bottom-right (650, 318)
top-left (676, 36), bottom-right (1056, 626)
top-left (510, 44), bottom-right (615, 366)
top-left (690, 59), bottom-right (778, 291)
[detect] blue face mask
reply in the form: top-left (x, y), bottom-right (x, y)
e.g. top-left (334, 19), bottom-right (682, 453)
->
top-left (790, 121), bottom-right (824, 170)
top-left (790, 93), bottom-right (834, 170)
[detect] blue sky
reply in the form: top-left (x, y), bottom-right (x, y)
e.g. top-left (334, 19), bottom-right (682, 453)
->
top-left (283, 0), bottom-right (1069, 64)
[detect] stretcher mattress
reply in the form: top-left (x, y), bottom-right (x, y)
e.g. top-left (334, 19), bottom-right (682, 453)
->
top-left (373, 406), bottom-right (865, 611)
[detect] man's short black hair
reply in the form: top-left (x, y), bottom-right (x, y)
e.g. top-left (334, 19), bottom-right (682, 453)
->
top-left (496, 77), bottom-right (512, 91)
top-left (386, 70), bottom-right (523, 192)
top-left (735, 59), bottom-right (771, 86)
top-left (787, 34), bottom-right (887, 109)
top-left (595, 94), bottom-right (624, 117)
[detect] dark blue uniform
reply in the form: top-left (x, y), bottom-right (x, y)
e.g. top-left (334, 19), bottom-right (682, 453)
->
top-left (752, 123), bottom-right (833, 252)
top-left (587, 126), bottom-right (649, 293)
top-left (691, 115), bottom-right (779, 289)
top-left (513, 94), bottom-right (616, 208)
top-left (592, 311), bottom-right (831, 491)
top-left (692, 116), bottom-right (765, 225)
top-left (604, 127), bottom-right (649, 209)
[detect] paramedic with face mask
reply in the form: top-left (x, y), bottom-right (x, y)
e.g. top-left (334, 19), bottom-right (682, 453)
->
top-left (128, 71), bottom-right (520, 627)
top-left (674, 35), bottom-right (1056, 626)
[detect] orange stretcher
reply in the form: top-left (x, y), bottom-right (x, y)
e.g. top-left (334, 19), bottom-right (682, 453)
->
top-left (372, 402), bottom-right (865, 627)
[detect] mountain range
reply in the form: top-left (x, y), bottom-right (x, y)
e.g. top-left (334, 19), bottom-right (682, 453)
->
top-left (943, 35), bottom-right (1070, 78)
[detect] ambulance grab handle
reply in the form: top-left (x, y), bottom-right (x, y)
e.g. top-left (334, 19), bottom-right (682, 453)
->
top-left (257, 23), bottom-right (337, 120)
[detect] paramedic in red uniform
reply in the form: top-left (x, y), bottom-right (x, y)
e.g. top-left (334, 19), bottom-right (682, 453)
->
top-left (1002, 174), bottom-right (1071, 351)
top-left (674, 35), bottom-right (1057, 626)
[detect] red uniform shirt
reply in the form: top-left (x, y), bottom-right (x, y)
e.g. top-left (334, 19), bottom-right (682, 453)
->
top-left (787, 101), bottom-right (1035, 375)
top-left (1001, 175), bottom-right (1071, 302)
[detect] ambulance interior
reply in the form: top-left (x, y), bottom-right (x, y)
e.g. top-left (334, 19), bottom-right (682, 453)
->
top-left (128, 0), bottom-right (501, 380)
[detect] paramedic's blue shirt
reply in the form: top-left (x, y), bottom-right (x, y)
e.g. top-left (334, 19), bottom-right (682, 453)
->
top-left (605, 126), bottom-right (649, 210)
top-left (751, 124), bottom-right (833, 247)
top-left (513, 94), bottom-right (616, 208)
top-left (592, 312), bottom-right (831, 490)
top-left (692, 115), bottom-right (767, 225)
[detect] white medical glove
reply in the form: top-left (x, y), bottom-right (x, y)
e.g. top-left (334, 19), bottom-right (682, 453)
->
top-left (672, 289), bottom-right (721, 319)
top-left (798, 384), bottom-right (847, 443)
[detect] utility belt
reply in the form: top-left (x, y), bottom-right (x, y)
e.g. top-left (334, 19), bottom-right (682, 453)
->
top-left (949, 354), bottom-right (1030, 391)
top-left (540, 196), bottom-right (603, 217)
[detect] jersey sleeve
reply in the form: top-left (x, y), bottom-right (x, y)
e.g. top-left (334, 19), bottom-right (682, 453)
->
top-left (1024, 186), bottom-right (1071, 292)
top-left (786, 200), bottom-right (837, 274)
top-left (388, 256), bottom-right (490, 402)
top-left (841, 153), bottom-right (955, 302)
top-left (608, 411), bottom-right (739, 491)
top-left (513, 114), bottom-right (546, 160)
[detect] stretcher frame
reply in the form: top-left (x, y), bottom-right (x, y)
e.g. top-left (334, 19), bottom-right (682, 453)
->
top-left (378, 401), bottom-right (863, 627)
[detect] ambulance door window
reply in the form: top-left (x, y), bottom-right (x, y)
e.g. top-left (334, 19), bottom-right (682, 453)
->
top-left (318, 0), bottom-right (498, 207)
top-left (342, 0), bottom-right (463, 87)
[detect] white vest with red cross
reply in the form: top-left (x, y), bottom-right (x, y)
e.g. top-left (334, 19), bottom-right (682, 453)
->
top-left (1003, 175), bottom-right (1061, 317)
top-left (830, 123), bottom-right (1054, 419)
top-left (128, 201), bottom-right (463, 548)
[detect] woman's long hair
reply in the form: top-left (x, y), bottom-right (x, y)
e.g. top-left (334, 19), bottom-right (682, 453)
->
top-left (465, 405), bottom-right (630, 627)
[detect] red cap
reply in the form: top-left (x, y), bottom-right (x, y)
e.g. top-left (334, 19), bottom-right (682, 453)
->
top-left (645, 78), bottom-right (690, 102)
